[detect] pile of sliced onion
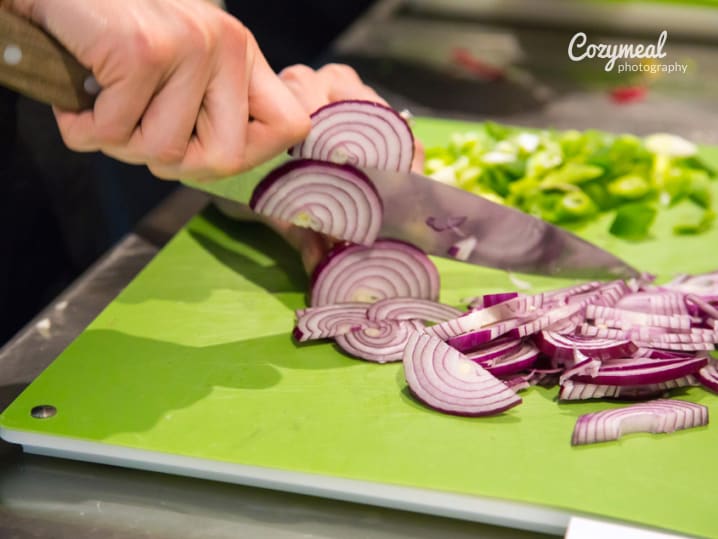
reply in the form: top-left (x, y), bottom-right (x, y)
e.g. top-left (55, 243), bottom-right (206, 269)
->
top-left (290, 100), bottom-right (415, 172)
top-left (279, 99), bottom-right (715, 446)
top-left (250, 159), bottom-right (382, 246)
top-left (402, 268), bottom-right (716, 444)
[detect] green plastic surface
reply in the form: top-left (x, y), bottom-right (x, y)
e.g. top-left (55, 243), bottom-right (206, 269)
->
top-left (2, 118), bottom-right (718, 538)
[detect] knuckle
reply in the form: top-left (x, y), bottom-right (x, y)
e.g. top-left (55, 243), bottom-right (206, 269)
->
top-left (150, 143), bottom-right (187, 166)
top-left (208, 151), bottom-right (246, 178)
top-left (279, 64), bottom-right (315, 83)
top-left (321, 63), bottom-right (361, 81)
top-left (93, 121), bottom-right (131, 146)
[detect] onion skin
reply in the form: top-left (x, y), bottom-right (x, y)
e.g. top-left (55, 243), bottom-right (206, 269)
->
top-left (290, 100), bottom-right (415, 172)
top-left (250, 159), bottom-right (383, 246)
top-left (571, 399), bottom-right (708, 445)
top-left (310, 239), bottom-right (440, 307)
top-left (403, 332), bottom-right (522, 417)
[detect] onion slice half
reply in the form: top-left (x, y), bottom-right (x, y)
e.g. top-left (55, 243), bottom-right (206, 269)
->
top-left (403, 332), bottom-right (522, 416)
top-left (571, 399), bottom-right (708, 445)
top-left (310, 239), bottom-right (440, 307)
top-left (250, 159), bottom-right (382, 246)
top-left (290, 100), bottom-right (415, 172)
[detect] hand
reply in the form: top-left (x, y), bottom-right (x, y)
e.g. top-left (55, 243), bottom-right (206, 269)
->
top-left (217, 64), bottom-right (425, 275)
top-left (3, 0), bottom-right (310, 180)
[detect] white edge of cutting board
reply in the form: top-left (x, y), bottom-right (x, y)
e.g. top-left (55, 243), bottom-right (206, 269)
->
top-left (0, 426), bottom-right (692, 538)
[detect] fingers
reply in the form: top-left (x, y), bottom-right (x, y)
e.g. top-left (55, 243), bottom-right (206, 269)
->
top-left (279, 63), bottom-right (388, 116)
top-left (315, 63), bottom-right (388, 105)
top-left (242, 35), bottom-right (311, 171)
top-left (262, 216), bottom-right (334, 275)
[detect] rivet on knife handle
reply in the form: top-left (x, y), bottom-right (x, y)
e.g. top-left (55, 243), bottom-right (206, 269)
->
top-left (0, 8), bottom-right (98, 111)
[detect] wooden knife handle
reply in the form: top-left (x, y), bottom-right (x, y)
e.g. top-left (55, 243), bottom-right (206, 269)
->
top-left (0, 7), bottom-right (97, 111)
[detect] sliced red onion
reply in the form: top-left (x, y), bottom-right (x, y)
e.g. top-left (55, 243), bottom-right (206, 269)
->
top-left (696, 359), bottom-right (718, 393)
top-left (502, 374), bottom-right (532, 392)
top-left (464, 338), bottom-right (523, 364)
top-left (429, 294), bottom-right (547, 340)
top-left (403, 332), bottom-right (522, 416)
top-left (565, 281), bottom-right (631, 309)
top-left (560, 376), bottom-right (699, 401)
top-left (447, 319), bottom-right (521, 353)
top-left (290, 100), bottom-right (415, 172)
top-left (633, 340), bottom-right (715, 352)
top-left (567, 356), bottom-right (707, 386)
top-left (250, 159), bottom-right (382, 246)
top-left (586, 305), bottom-right (692, 332)
top-left (480, 292), bottom-right (519, 308)
top-left (447, 236), bottom-right (477, 261)
top-left (664, 271), bottom-right (718, 300)
top-left (293, 303), bottom-right (369, 342)
top-left (616, 291), bottom-right (688, 316)
top-left (335, 319), bottom-right (424, 363)
top-left (310, 239), bottom-right (440, 307)
top-left (559, 357), bottom-right (602, 385)
top-left (535, 331), bottom-right (637, 365)
top-left (447, 304), bottom-right (582, 352)
top-left (652, 329), bottom-right (718, 344)
top-left (571, 399), bottom-right (708, 445)
top-left (686, 293), bottom-right (718, 321)
top-left (366, 298), bottom-right (462, 323)
top-left (632, 347), bottom-right (698, 360)
top-left (483, 341), bottom-right (540, 377)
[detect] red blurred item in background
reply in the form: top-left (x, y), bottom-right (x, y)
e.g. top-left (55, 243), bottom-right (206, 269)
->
top-left (610, 85), bottom-right (648, 104)
top-left (451, 47), bottom-right (505, 81)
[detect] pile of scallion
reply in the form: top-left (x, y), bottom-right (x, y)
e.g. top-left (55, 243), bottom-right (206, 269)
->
top-left (424, 123), bottom-right (716, 239)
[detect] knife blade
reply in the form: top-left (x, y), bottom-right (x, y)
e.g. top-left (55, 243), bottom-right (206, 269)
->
top-left (0, 7), bottom-right (638, 279)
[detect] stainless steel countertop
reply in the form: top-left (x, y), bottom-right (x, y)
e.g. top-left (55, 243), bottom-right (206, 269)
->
top-left (3, 1), bottom-right (717, 537)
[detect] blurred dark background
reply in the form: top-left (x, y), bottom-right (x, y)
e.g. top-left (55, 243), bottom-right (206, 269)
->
top-left (0, 1), bottom-right (373, 345)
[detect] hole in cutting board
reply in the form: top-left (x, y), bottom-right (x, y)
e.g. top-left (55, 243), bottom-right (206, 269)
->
top-left (30, 405), bottom-right (57, 419)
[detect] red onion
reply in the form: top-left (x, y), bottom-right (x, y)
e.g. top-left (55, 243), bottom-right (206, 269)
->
top-left (464, 337), bottom-right (523, 364)
top-left (696, 359), bottom-right (718, 393)
top-left (483, 341), bottom-right (540, 377)
top-left (560, 376), bottom-right (699, 401)
top-left (566, 356), bottom-right (707, 386)
top-left (366, 298), bottom-right (463, 324)
top-left (535, 331), bottom-right (637, 365)
top-left (310, 239), bottom-right (440, 307)
top-left (250, 159), bottom-right (382, 246)
top-left (571, 399), bottom-right (708, 445)
top-left (403, 332), bottom-right (522, 416)
top-left (616, 291), bottom-right (688, 316)
top-left (293, 303), bottom-right (369, 342)
top-left (335, 319), bottom-right (424, 363)
top-left (586, 305), bottom-right (692, 332)
top-left (290, 100), bottom-right (415, 172)
top-left (478, 292), bottom-right (519, 308)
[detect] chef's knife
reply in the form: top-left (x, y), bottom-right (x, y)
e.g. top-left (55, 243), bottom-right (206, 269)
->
top-left (0, 7), bottom-right (638, 279)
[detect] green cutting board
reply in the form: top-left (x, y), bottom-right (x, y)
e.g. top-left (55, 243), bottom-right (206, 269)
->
top-left (2, 118), bottom-right (718, 538)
